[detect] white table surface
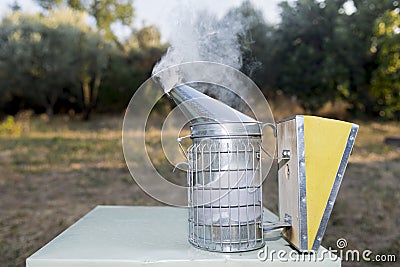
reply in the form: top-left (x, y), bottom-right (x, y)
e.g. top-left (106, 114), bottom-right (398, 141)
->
top-left (26, 206), bottom-right (341, 267)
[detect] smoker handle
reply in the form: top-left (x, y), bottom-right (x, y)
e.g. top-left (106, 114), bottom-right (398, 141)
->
top-left (261, 122), bottom-right (277, 137)
top-left (177, 135), bottom-right (191, 161)
top-left (259, 123), bottom-right (278, 160)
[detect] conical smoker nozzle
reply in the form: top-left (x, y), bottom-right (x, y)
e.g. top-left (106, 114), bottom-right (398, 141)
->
top-left (168, 84), bottom-right (258, 125)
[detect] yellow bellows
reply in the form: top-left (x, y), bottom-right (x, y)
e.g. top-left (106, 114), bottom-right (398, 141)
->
top-left (277, 115), bottom-right (358, 251)
top-left (304, 116), bottom-right (353, 250)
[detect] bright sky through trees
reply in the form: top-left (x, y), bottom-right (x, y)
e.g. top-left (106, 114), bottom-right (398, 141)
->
top-left (0, 0), bottom-right (282, 41)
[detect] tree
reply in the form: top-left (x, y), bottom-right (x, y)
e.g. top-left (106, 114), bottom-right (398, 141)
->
top-left (9, 1), bottom-right (21, 12)
top-left (256, 0), bottom-right (397, 115)
top-left (0, 9), bottom-right (109, 118)
top-left (97, 28), bottom-right (166, 112)
top-left (0, 11), bottom-right (81, 115)
top-left (270, 0), bottom-right (348, 112)
top-left (335, 0), bottom-right (397, 116)
top-left (225, 1), bottom-right (275, 94)
top-left (130, 25), bottom-right (162, 50)
top-left (35, 0), bottom-right (134, 43)
top-left (76, 31), bottom-right (109, 120)
top-left (369, 9), bottom-right (400, 119)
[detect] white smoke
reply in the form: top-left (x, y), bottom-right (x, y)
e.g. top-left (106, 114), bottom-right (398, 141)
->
top-left (152, 3), bottom-right (247, 82)
top-left (151, 2), bottom-right (255, 113)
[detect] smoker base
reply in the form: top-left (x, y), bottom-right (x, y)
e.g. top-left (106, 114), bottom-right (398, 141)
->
top-left (26, 206), bottom-right (341, 267)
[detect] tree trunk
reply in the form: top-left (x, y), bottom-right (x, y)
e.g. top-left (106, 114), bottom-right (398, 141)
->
top-left (45, 105), bottom-right (53, 121)
top-left (82, 81), bottom-right (91, 108)
top-left (92, 73), bottom-right (101, 108)
top-left (82, 80), bottom-right (92, 121)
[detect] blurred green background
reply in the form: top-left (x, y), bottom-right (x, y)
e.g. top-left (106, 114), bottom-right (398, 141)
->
top-left (0, 1), bottom-right (399, 267)
top-left (0, 0), bottom-right (399, 120)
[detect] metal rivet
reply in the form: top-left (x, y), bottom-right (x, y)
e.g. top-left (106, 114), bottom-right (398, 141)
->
top-left (282, 150), bottom-right (291, 158)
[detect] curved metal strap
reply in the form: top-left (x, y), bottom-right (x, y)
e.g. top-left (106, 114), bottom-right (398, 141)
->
top-left (177, 135), bottom-right (191, 161)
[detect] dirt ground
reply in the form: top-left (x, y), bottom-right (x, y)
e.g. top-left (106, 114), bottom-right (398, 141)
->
top-left (0, 114), bottom-right (399, 266)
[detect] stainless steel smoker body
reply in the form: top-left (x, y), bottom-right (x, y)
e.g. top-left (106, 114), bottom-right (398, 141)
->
top-left (187, 122), bottom-right (264, 252)
top-left (170, 85), bottom-right (265, 252)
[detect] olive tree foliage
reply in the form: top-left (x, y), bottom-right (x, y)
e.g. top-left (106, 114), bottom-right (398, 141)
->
top-left (128, 25), bottom-right (162, 50)
top-left (334, 0), bottom-right (398, 117)
top-left (225, 0), bottom-right (351, 112)
top-left (35, 0), bottom-right (134, 43)
top-left (272, 0), bottom-right (349, 112)
top-left (0, 9), bottom-right (109, 117)
top-left (228, 0), bottom-right (399, 117)
top-left (98, 25), bottom-right (166, 111)
top-left (224, 1), bottom-right (274, 88)
top-left (369, 9), bottom-right (400, 119)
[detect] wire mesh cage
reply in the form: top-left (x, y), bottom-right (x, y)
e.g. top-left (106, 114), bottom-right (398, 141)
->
top-left (186, 122), bottom-right (264, 252)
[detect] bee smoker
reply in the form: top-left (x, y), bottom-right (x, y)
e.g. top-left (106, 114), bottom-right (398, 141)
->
top-left (169, 84), bottom-right (358, 253)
